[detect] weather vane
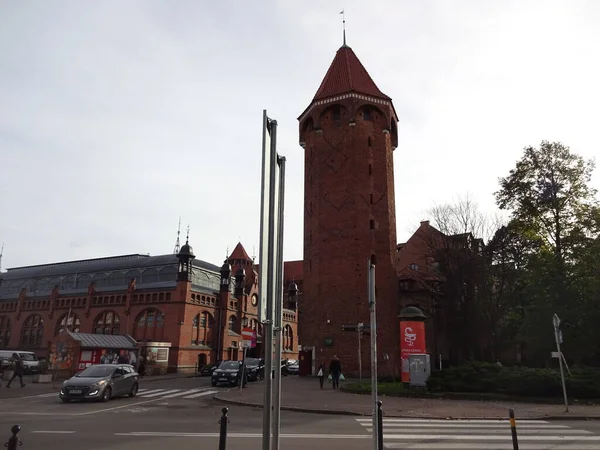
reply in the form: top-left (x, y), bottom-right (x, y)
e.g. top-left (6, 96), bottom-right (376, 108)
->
top-left (339, 10), bottom-right (346, 46)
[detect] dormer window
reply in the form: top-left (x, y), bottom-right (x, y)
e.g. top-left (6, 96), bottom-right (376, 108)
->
top-left (363, 107), bottom-right (372, 121)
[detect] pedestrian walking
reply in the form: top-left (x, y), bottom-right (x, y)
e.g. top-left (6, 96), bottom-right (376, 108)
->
top-left (317, 361), bottom-right (325, 389)
top-left (329, 355), bottom-right (342, 389)
top-left (6, 353), bottom-right (26, 388)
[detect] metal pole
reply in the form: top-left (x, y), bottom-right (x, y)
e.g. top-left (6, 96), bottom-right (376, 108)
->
top-left (554, 323), bottom-right (569, 412)
top-left (271, 156), bottom-right (286, 450)
top-left (218, 408), bottom-right (229, 450)
top-left (240, 347), bottom-right (246, 394)
top-left (261, 118), bottom-right (278, 450)
top-left (5, 425), bottom-right (22, 450)
top-left (358, 324), bottom-right (362, 383)
top-left (377, 401), bottom-right (384, 450)
top-left (508, 408), bottom-right (519, 450)
top-left (368, 257), bottom-right (379, 450)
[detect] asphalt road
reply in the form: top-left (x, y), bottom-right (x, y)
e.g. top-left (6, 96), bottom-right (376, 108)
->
top-left (1, 376), bottom-right (600, 450)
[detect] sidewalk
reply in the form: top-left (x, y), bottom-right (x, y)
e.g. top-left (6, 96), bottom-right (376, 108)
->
top-left (213, 376), bottom-right (600, 420)
top-left (0, 372), bottom-right (195, 400)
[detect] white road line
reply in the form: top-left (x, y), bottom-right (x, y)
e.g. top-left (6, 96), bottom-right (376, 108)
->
top-left (77, 397), bottom-right (169, 416)
top-left (382, 434), bottom-right (600, 441)
top-left (114, 432), bottom-right (372, 439)
top-left (356, 418), bottom-right (551, 424)
top-left (161, 388), bottom-right (207, 399)
top-left (138, 389), bottom-right (149, 393)
top-left (367, 428), bottom-right (592, 435)
top-left (365, 423), bottom-right (571, 429)
top-left (139, 389), bottom-right (181, 398)
top-left (385, 444), bottom-right (600, 449)
top-left (31, 431), bottom-right (76, 434)
top-left (182, 390), bottom-right (217, 399)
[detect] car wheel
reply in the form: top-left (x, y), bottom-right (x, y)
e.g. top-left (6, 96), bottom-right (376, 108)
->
top-left (129, 383), bottom-right (138, 397)
top-left (101, 386), bottom-right (112, 402)
top-left (61, 398), bottom-right (71, 403)
top-left (256, 373), bottom-right (262, 381)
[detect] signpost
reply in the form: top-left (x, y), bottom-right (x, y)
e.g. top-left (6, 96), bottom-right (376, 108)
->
top-left (258, 110), bottom-right (286, 450)
top-left (240, 328), bottom-right (257, 393)
top-left (341, 323), bottom-right (366, 382)
top-left (552, 314), bottom-right (569, 412)
top-left (368, 256), bottom-right (379, 450)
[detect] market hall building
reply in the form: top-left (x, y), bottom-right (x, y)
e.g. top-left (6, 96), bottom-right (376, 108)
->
top-left (0, 240), bottom-right (299, 373)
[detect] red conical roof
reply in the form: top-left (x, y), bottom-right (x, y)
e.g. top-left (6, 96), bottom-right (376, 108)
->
top-left (312, 46), bottom-right (390, 101)
top-left (229, 242), bottom-right (251, 261)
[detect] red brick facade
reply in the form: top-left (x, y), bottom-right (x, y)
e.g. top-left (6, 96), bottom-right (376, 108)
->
top-left (297, 44), bottom-right (400, 376)
top-left (0, 242), bottom-right (298, 373)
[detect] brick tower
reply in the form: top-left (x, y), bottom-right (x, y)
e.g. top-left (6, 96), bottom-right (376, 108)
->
top-left (298, 42), bottom-right (400, 376)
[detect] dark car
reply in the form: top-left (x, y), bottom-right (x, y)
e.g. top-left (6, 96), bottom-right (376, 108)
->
top-left (245, 358), bottom-right (265, 382)
top-left (199, 362), bottom-right (219, 377)
top-left (211, 360), bottom-right (243, 387)
top-left (60, 364), bottom-right (139, 403)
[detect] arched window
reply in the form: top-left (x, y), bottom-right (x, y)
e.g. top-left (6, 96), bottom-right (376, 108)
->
top-left (54, 312), bottom-right (81, 335)
top-left (20, 314), bottom-right (44, 347)
top-left (93, 311), bottom-right (120, 335)
top-left (0, 316), bottom-right (11, 347)
top-left (192, 312), bottom-right (214, 346)
top-left (134, 308), bottom-right (164, 341)
top-left (284, 325), bottom-right (294, 351)
top-left (228, 315), bottom-right (236, 332)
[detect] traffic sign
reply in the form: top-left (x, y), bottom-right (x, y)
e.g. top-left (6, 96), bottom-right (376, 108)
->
top-left (342, 324), bottom-right (370, 332)
top-left (242, 327), bottom-right (257, 348)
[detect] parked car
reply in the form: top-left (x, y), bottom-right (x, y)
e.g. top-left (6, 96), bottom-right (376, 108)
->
top-left (211, 360), bottom-right (243, 387)
top-left (60, 364), bottom-right (139, 403)
top-left (287, 361), bottom-right (299, 375)
top-left (199, 362), bottom-right (219, 377)
top-left (0, 350), bottom-right (40, 374)
top-left (245, 358), bottom-right (265, 382)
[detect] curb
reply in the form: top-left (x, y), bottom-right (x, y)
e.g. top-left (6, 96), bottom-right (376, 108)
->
top-left (212, 394), bottom-right (600, 421)
top-left (140, 374), bottom-right (197, 383)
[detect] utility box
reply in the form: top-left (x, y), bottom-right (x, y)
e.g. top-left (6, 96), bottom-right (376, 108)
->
top-left (409, 354), bottom-right (431, 387)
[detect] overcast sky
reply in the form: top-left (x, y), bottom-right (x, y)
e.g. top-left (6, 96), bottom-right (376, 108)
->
top-left (1, 0), bottom-right (598, 270)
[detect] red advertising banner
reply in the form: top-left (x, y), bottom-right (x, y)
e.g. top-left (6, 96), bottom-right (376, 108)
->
top-left (400, 321), bottom-right (426, 383)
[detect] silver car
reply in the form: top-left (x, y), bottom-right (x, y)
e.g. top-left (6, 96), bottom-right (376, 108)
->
top-left (60, 364), bottom-right (139, 403)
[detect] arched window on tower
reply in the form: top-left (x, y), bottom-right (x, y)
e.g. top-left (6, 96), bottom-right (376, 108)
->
top-left (20, 314), bottom-right (44, 348)
top-left (363, 107), bottom-right (372, 121)
top-left (0, 316), bottom-right (11, 347)
top-left (54, 312), bottom-right (81, 335)
top-left (133, 308), bottom-right (164, 341)
top-left (93, 311), bottom-right (121, 335)
top-left (284, 325), bottom-right (294, 351)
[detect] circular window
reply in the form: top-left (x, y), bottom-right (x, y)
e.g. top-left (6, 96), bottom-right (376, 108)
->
top-left (251, 294), bottom-right (258, 306)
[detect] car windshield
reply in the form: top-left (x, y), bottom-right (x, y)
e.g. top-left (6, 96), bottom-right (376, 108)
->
top-left (245, 358), bottom-right (260, 367)
top-left (76, 365), bottom-right (115, 378)
top-left (219, 361), bottom-right (240, 370)
top-left (19, 353), bottom-right (38, 361)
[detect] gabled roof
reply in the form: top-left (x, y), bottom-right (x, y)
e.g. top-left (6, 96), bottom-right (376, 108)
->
top-left (312, 46), bottom-right (391, 101)
top-left (229, 242), bottom-right (251, 262)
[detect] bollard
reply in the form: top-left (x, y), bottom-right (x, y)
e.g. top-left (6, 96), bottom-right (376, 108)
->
top-left (218, 407), bottom-right (229, 450)
top-left (5, 425), bottom-right (22, 450)
top-left (377, 401), bottom-right (384, 450)
top-left (509, 409), bottom-right (519, 450)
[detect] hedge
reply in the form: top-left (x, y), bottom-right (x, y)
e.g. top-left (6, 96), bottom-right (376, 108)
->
top-left (426, 362), bottom-right (600, 399)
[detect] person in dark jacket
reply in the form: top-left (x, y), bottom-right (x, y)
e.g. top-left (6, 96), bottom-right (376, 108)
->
top-left (329, 355), bottom-right (342, 389)
top-left (6, 353), bottom-right (26, 388)
top-left (317, 361), bottom-right (325, 389)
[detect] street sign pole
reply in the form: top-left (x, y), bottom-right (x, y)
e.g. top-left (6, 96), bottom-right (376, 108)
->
top-left (240, 345), bottom-right (247, 394)
top-left (368, 257), bottom-right (379, 450)
top-left (358, 322), bottom-right (364, 383)
top-left (271, 156), bottom-right (286, 450)
top-left (552, 314), bottom-right (568, 412)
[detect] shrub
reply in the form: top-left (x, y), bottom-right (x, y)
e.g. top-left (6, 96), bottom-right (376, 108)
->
top-left (426, 362), bottom-right (600, 399)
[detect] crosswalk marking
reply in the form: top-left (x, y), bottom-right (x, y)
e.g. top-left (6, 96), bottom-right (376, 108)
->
top-left (139, 389), bottom-right (181, 398)
top-left (356, 418), bottom-right (599, 449)
top-left (17, 386), bottom-right (218, 401)
top-left (182, 390), bottom-right (217, 399)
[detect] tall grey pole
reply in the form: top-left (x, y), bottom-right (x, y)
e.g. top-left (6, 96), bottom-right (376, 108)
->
top-left (553, 314), bottom-right (568, 412)
top-left (271, 156), bottom-right (286, 450)
top-left (261, 119), bottom-right (278, 450)
top-left (358, 323), bottom-right (363, 383)
top-left (368, 257), bottom-right (379, 450)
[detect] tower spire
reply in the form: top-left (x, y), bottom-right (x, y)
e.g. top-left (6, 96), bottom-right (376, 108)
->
top-left (186, 225), bottom-right (190, 244)
top-left (173, 217), bottom-right (181, 254)
top-left (339, 10), bottom-right (346, 47)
